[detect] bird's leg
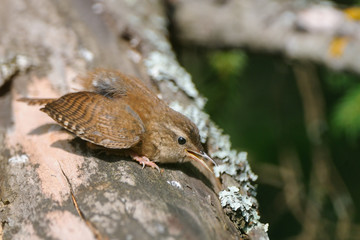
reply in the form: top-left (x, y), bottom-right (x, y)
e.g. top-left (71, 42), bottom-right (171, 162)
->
top-left (86, 142), bottom-right (116, 156)
top-left (129, 153), bottom-right (160, 172)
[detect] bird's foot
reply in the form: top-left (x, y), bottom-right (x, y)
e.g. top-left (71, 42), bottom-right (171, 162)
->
top-left (130, 154), bottom-right (160, 172)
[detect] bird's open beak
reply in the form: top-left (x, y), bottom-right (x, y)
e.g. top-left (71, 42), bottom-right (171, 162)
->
top-left (186, 149), bottom-right (217, 173)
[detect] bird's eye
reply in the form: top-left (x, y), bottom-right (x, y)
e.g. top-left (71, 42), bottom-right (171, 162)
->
top-left (177, 136), bottom-right (186, 145)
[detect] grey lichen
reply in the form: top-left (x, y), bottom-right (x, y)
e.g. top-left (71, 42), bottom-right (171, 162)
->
top-left (8, 154), bottom-right (29, 164)
top-left (78, 47), bottom-right (94, 63)
top-left (0, 55), bottom-right (32, 88)
top-left (166, 180), bottom-right (183, 190)
top-left (143, 30), bottom-right (173, 54)
top-left (209, 121), bottom-right (258, 186)
top-left (208, 123), bottom-right (263, 233)
top-left (219, 186), bottom-right (261, 230)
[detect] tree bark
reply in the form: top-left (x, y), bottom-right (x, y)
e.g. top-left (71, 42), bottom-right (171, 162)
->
top-left (0, 0), bottom-right (267, 239)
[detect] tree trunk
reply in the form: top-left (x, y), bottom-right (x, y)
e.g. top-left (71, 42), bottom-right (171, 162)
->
top-left (0, 1), bottom-right (268, 239)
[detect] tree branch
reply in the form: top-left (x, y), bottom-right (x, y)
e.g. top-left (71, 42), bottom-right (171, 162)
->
top-left (172, 0), bottom-right (360, 74)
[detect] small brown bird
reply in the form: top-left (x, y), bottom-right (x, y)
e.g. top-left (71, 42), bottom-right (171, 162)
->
top-left (19, 70), bottom-right (216, 172)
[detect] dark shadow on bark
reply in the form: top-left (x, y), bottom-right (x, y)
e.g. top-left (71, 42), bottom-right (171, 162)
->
top-left (28, 123), bottom-right (64, 135)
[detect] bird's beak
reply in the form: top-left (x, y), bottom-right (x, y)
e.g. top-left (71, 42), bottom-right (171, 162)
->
top-left (186, 149), bottom-right (217, 173)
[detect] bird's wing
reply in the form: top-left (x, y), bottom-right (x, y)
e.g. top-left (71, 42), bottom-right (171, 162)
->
top-left (41, 91), bottom-right (145, 149)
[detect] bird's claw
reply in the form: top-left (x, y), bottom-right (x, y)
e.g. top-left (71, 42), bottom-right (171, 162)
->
top-left (131, 154), bottom-right (160, 172)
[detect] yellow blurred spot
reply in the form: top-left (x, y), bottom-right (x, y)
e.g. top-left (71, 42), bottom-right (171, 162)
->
top-left (344, 7), bottom-right (360, 20)
top-left (329, 37), bottom-right (349, 58)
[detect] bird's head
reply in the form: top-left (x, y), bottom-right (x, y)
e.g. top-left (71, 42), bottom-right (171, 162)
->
top-left (152, 110), bottom-right (216, 172)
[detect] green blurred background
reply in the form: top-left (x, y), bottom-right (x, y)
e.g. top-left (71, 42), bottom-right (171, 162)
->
top-left (171, 2), bottom-right (360, 239)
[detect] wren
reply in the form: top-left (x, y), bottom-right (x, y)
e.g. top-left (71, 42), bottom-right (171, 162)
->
top-left (19, 70), bottom-right (216, 172)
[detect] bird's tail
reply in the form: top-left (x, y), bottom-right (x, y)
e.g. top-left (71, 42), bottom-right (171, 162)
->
top-left (17, 98), bottom-right (56, 106)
